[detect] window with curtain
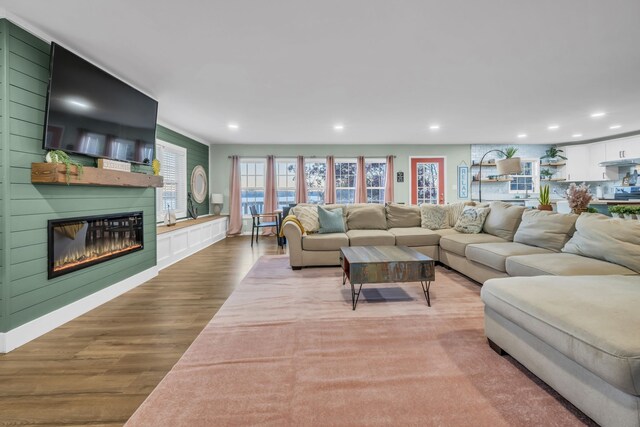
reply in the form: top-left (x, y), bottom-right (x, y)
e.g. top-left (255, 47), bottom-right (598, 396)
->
top-left (276, 159), bottom-right (296, 209)
top-left (335, 159), bottom-right (357, 204)
top-left (240, 159), bottom-right (266, 215)
top-left (509, 159), bottom-right (540, 194)
top-left (366, 159), bottom-right (386, 203)
top-left (305, 159), bottom-right (326, 204)
top-left (156, 140), bottom-right (187, 221)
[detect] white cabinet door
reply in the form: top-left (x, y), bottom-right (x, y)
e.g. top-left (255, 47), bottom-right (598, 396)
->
top-left (564, 145), bottom-right (589, 181)
top-left (588, 142), bottom-right (617, 181)
top-left (605, 136), bottom-right (640, 160)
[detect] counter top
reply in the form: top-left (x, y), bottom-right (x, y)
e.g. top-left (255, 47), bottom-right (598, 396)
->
top-left (589, 200), bottom-right (640, 205)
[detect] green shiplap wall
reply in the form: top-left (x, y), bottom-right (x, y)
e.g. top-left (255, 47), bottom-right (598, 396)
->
top-left (0, 21), bottom-right (7, 332)
top-left (156, 125), bottom-right (209, 218)
top-left (0, 20), bottom-right (158, 332)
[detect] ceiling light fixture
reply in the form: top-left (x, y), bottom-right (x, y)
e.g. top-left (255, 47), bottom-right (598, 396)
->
top-left (333, 124), bottom-right (345, 132)
top-left (547, 125), bottom-right (559, 130)
top-left (227, 122), bottom-right (239, 130)
top-left (517, 133), bottom-right (527, 138)
top-left (590, 112), bottom-right (606, 118)
top-left (609, 124), bottom-right (622, 130)
top-left (572, 133), bottom-right (583, 138)
top-left (429, 124), bottom-right (440, 131)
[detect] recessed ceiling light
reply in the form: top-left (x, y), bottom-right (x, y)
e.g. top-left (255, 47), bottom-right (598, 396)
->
top-left (547, 125), bottom-right (559, 130)
top-left (429, 124), bottom-right (440, 131)
top-left (609, 124), bottom-right (622, 130)
top-left (333, 124), bottom-right (344, 132)
top-left (517, 133), bottom-right (527, 138)
top-left (227, 122), bottom-right (239, 130)
top-left (572, 133), bottom-right (583, 138)
top-left (590, 112), bottom-right (606, 118)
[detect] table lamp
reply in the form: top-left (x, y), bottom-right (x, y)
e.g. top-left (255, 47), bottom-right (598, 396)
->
top-left (211, 193), bottom-right (224, 215)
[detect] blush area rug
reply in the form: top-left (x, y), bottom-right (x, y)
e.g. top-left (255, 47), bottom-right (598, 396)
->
top-left (126, 255), bottom-right (594, 426)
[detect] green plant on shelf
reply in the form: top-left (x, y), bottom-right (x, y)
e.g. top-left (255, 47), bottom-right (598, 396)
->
top-left (540, 147), bottom-right (568, 161)
top-left (45, 150), bottom-right (84, 184)
top-left (540, 169), bottom-right (553, 180)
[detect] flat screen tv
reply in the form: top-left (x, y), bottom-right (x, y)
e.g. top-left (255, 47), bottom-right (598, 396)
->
top-left (43, 42), bottom-right (158, 165)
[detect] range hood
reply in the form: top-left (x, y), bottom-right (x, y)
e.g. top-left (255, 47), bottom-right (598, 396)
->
top-left (598, 158), bottom-right (640, 167)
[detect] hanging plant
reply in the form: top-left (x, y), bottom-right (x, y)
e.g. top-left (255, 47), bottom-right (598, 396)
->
top-left (45, 150), bottom-right (84, 184)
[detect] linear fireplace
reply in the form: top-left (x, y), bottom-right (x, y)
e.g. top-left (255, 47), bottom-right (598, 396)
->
top-left (48, 211), bottom-right (144, 279)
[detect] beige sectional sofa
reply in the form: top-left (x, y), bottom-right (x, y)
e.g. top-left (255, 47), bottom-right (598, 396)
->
top-left (283, 201), bottom-right (640, 426)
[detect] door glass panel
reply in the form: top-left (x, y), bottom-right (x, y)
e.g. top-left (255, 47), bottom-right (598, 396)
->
top-left (416, 162), bottom-right (439, 204)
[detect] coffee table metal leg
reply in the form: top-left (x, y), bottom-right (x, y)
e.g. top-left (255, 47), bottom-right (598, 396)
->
top-left (342, 271), bottom-right (346, 286)
top-left (351, 282), bottom-right (363, 310)
top-left (421, 280), bottom-right (431, 307)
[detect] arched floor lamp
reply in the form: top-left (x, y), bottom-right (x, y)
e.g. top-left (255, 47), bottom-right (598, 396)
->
top-left (477, 150), bottom-right (523, 202)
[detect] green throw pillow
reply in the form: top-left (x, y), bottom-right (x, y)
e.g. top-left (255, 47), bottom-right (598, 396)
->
top-left (317, 206), bottom-right (345, 234)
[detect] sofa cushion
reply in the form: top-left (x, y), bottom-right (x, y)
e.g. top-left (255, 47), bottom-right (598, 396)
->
top-left (420, 204), bottom-right (449, 230)
top-left (562, 213), bottom-right (640, 273)
top-left (317, 206), bottom-right (346, 234)
top-left (482, 201), bottom-right (525, 241)
top-left (454, 206), bottom-right (491, 234)
top-left (388, 227), bottom-right (440, 247)
top-left (465, 242), bottom-right (553, 273)
top-left (439, 233), bottom-right (507, 257)
top-left (505, 253), bottom-right (637, 276)
top-left (514, 210), bottom-right (577, 252)
top-left (292, 205), bottom-right (320, 233)
top-left (346, 204), bottom-right (387, 230)
top-left (481, 275), bottom-right (640, 396)
top-left (385, 203), bottom-right (421, 228)
top-left (346, 229), bottom-right (396, 246)
top-left (302, 232), bottom-right (349, 251)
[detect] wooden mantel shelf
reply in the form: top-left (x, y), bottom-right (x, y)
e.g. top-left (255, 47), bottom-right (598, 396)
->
top-left (31, 163), bottom-right (164, 188)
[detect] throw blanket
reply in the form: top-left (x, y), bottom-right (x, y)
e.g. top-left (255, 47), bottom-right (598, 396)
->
top-left (279, 215), bottom-right (305, 237)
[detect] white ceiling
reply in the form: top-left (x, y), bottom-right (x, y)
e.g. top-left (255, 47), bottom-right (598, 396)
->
top-left (1, 0), bottom-right (640, 145)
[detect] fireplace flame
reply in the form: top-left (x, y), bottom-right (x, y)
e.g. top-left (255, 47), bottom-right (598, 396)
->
top-left (53, 238), bottom-right (142, 273)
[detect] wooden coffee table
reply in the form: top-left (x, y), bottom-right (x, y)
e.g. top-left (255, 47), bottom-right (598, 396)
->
top-left (339, 246), bottom-right (436, 310)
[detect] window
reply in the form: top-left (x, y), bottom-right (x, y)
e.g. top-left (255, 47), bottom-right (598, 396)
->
top-left (156, 140), bottom-right (187, 221)
top-left (509, 159), bottom-right (540, 194)
top-left (305, 159), bottom-right (326, 204)
top-left (240, 159), bottom-right (266, 215)
top-left (335, 159), bottom-right (356, 204)
top-left (366, 159), bottom-right (386, 203)
top-left (276, 159), bottom-right (296, 209)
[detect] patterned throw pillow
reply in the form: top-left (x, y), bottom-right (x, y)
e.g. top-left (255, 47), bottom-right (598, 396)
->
top-left (292, 205), bottom-right (320, 233)
top-left (420, 204), bottom-right (449, 230)
top-left (454, 206), bottom-right (491, 234)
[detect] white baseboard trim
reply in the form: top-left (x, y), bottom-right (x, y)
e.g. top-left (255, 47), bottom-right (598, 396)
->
top-left (0, 266), bottom-right (158, 353)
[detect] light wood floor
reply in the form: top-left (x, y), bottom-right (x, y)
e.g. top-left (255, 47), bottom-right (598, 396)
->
top-left (0, 236), bottom-right (284, 426)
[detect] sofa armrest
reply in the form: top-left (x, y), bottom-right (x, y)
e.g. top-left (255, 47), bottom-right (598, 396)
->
top-left (283, 221), bottom-right (304, 268)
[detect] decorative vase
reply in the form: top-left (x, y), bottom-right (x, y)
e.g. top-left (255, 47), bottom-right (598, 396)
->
top-left (624, 214), bottom-right (637, 220)
top-left (572, 208), bottom-right (588, 215)
top-left (538, 204), bottom-right (553, 211)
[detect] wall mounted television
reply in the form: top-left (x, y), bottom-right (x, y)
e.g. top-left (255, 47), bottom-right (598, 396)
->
top-left (42, 42), bottom-right (158, 165)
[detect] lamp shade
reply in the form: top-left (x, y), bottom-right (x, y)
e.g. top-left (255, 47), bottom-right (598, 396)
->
top-left (496, 157), bottom-right (522, 175)
top-left (210, 193), bottom-right (224, 204)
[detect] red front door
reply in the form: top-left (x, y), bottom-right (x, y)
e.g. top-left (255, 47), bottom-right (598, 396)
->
top-left (410, 157), bottom-right (445, 205)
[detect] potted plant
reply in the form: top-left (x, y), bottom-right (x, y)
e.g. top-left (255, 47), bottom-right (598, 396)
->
top-left (608, 205), bottom-right (625, 218)
top-left (45, 150), bottom-right (84, 184)
top-left (565, 182), bottom-right (592, 214)
top-left (540, 147), bottom-right (568, 163)
top-left (538, 184), bottom-right (552, 211)
top-left (623, 205), bottom-right (639, 220)
top-left (540, 169), bottom-right (553, 180)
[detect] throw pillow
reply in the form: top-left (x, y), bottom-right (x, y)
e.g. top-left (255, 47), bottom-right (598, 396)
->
top-left (291, 205), bottom-right (320, 233)
top-left (317, 206), bottom-right (346, 234)
top-left (561, 213), bottom-right (640, 273)
top-left (454, 206), bottom-right (491, 234)
top-left (483, 201), bottom-right (526, 241)
top-left (386, 203), bottom-right (421, 228)
top-left (443, 202), bottom-right (467, 227)
top-left (420, 204), bottom-right (449, 230)
top-left (514, 210), bottom-right (577, 252)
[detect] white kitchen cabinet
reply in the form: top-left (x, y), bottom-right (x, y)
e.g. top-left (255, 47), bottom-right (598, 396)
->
top-left (605, 136), bottom-right (640, 161)
top-left (588, 142), bottom-right (617, 181)
top-left (564, 144), bottom-right (589, 181)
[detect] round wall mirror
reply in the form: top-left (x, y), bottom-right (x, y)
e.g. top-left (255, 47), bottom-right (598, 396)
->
top-left (190, 165), bottom-right (208, 204)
